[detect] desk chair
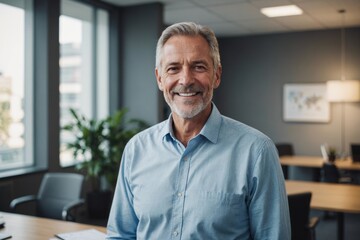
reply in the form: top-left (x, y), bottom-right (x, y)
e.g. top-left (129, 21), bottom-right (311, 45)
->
top-left (321, 163), bottom-right (351, 219)
top-left (322, 162), bottom-right (352, 184)
top-left (288, 192), bottom-right (319, 240)
top-left (10, 173), bottom-right (85, 221)
top-left (275, 143), bottom-right (294, 179)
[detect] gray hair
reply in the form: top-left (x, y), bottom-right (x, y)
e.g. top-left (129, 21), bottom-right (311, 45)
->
top-left (155, 22), bottom-right (221, 71)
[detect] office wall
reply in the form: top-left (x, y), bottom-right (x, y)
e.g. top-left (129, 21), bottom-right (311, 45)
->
top-left (121, 3), bottom-right (164, 125)
top-left (215, 28), bottom-right (360, 156)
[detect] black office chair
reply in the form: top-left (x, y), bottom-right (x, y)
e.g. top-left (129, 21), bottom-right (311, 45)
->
top-left (288, 192), bottom-right (319, 240)
top-left (321, 163), bottom-right (351, 219)
top-left (10, 173), bottom-right (85, 221)
top-left (275, 143), bottom-right (294, 179)
top-left (322, 162), bottom-right (352, 184)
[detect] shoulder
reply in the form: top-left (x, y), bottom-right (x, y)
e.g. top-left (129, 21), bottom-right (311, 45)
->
top-left (218, 115), bottom-right (277, 161)
top-left (126, 120), bottom-right (167, 146)
top-left (220, 115), bottom-right (273, 145)
top-left (121, 120), bottom-right (167, 168)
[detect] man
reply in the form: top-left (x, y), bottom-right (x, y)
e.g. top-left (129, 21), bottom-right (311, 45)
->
top-left (107, 22), bottom-right (291, 239)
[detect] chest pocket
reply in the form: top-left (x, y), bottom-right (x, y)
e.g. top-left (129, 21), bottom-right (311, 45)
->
top-left (184, 190), bottom-right (250, 239)
top-left (199, 191), bottom-right (243, 209)
top-left (185, 190), bottom-right (248, 222)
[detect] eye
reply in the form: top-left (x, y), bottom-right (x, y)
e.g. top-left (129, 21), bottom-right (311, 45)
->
top-left (194, 64), bottom-right (206, 72)
top-left (166, 66), bottom-right (179, 74)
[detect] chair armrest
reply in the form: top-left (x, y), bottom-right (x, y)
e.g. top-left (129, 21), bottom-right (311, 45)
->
top-left (62, 199), bottom-right (85, 221)
top-left (9, 195), bottom-right (37, 211)
top-left (307, 216), bottom-right (320, 229)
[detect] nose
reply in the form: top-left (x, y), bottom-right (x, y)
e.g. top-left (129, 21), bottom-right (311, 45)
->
top-left (178, 67), bottom-right (194, 86)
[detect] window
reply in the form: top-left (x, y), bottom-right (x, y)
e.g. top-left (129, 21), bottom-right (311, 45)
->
top-left (0, 0), bottom-right (33, 171)
top-left (59, 0), bottom-right (109, 167)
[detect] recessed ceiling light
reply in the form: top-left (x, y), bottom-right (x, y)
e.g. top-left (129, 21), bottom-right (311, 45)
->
top-left (261, 5), bottom-right (303, 18)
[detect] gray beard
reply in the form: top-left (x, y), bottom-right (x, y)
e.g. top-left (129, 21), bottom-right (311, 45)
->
top-left (164, 93), bottom-right (212, 119)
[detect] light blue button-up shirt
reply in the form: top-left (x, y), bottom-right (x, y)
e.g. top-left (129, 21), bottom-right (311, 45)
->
top-left (107, 104), bottom-right (291, 240)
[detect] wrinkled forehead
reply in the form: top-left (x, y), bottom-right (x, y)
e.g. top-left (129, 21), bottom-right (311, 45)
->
top-left (159, 35), bottom-right (212, 68)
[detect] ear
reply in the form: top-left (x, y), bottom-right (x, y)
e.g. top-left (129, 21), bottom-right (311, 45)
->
top-left (213, 65), bottom-right (222, 89)
top-left (155, 68), bottom-right (163, 91)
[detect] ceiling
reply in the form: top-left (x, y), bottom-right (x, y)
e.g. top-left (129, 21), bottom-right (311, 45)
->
top-left (101, 0), bottom-right (360, 37)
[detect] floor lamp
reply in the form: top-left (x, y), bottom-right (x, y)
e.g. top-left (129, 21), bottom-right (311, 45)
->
top-left (327, 80), bottom-right (360, 157)
top-left (326, 10), bottom-right (360, 158)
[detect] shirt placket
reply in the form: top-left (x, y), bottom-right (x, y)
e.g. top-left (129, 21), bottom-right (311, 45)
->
top-left (170, 146), bottom-right (192, 239)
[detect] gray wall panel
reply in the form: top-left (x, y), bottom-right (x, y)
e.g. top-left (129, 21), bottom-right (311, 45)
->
top-left (215, 28), bottom-right (360, 156)
top-left (122, 3), bottom-right (163, 125)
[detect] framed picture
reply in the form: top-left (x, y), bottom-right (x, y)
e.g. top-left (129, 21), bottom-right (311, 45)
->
top-left (283, 83), bottom-right (330, 122)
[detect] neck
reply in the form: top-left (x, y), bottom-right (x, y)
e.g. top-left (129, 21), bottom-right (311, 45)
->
top-left (172, 104), bottom-right (212, 147)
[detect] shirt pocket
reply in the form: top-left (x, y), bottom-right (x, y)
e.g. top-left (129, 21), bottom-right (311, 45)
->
top-left (199, 191), bottom-right (243, 209)
top-left (185, 190), bottom-right (249, 237)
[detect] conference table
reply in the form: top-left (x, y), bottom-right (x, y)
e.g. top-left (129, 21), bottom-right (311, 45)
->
top-left (2, 179), bottom-right (360, 240)
top-left (286, 180), bottom-right (360, 240)
top-left (280, 155), bottom-right (360, 170)
top-left (0, 211), bottom-right (106, 240)
top-left (280, 155), bottom-right (360, 181)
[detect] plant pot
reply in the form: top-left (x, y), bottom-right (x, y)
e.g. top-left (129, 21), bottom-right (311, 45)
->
top-left (328, 155), bottom-right (336, 163)
top-left (86, 190), bottom-right (113, 219)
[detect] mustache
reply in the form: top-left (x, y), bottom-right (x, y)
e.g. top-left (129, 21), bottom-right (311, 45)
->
top-left (171, 85), bottom-right (204, 93)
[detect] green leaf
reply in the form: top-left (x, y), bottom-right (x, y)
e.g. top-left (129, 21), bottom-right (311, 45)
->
top-left (64, 107), bottom-right (149, 191)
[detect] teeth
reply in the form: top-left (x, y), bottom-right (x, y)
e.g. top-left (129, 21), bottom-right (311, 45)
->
top-left (178, 92), bottom-right (197, 97)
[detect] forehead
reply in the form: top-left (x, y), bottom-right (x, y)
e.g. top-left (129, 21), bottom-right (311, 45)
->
top-left (161, 35), bottom-right (211, 64)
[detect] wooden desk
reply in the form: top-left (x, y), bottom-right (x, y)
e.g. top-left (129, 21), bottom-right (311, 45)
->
top-left (0, 212), bottom-right (106, 240)
top-left (280, 155), bottom-right (360, 171)
top-left (286, 180), bottom-right (360, 240)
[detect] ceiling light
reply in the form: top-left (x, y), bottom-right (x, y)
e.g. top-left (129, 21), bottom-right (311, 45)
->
top-left (261, 5), bottom-right (303, 18)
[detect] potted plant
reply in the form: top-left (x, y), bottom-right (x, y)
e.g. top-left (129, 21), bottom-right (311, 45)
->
top-left (328, 147), bottom-right (337, 163)
top-left (62, 108), bottom-right (148, 218)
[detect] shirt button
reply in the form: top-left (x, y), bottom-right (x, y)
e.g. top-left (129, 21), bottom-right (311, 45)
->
top-left (173, 231), bottom-right (178, 236)
top-left (177, 192), bottom-right (183, 197)
top-left (183, 156), bottom-right (188, 161)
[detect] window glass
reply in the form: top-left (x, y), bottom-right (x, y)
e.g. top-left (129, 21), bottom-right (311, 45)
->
top-left (0, 0), bottom-right (33, 170)
top-left (59, 0), bottom-right (109, 167)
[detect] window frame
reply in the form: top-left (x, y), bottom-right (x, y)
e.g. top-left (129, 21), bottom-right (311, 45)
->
top-left (0, 0), bottom-right (120, 178)
top-left (59, 0), bottom-right (110, 167)
top-left (0, 0), bottom-right (34, 177)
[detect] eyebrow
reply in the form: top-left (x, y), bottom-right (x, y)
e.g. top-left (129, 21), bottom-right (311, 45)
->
top-left (164, 59), bottom-right (210, 67)
top-left (192, 60), bottom-right (209, 66)
top-left (164, 61), bottom-right (180, 67)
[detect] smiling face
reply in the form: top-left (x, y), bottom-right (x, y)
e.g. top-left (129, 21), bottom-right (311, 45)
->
top-left (155, 35), bottom-right (221, 120)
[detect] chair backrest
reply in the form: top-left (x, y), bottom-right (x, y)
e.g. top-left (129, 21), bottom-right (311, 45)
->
top-left (275, 143), bottom-right (294, 156)
top-left (36, 173), bottom-right (84, 219)
top-left (288, 192), bottom-right (312, 240)
top-left (351, 144), bottom-right (360, 163)
top-left (322, 162), bottom-right (340, 183)
top-left (275, 143), bottom-right (294, 179)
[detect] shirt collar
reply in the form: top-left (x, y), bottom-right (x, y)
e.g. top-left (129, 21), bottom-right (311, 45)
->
top-left (161, 103), bottom-right (222, 144)
top-left (200, 103), bottom-right (221, 144)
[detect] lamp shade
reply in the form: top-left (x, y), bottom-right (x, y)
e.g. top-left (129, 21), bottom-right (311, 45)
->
top-left (327, 80), bottom-right (360, 102)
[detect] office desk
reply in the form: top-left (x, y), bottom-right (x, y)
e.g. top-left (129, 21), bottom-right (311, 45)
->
top-left (280, 155), bottom-right (360, 171)
top-left (0, 212), bottom-right (106, 240)
top-left (281, 156), bottom-right (360, 181)
top-left (286, 180), bottom-right (360, 240)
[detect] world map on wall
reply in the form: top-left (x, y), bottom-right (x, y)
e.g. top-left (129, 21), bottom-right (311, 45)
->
top-left (283, 84), bottom-right (330, 122)
top-left (287, 91), bottom-right (324, 111)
